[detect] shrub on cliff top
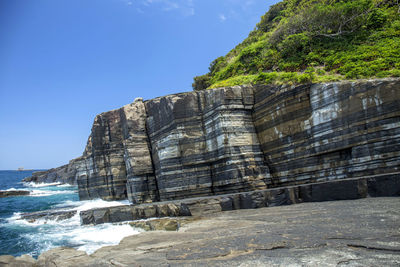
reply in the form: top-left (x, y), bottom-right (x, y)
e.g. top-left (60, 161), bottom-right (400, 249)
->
top-left (193, 0), bottom-right (400, 90)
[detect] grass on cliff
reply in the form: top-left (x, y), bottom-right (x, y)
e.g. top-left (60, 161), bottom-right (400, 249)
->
top-left (193, 0), bottom-right (400, 90)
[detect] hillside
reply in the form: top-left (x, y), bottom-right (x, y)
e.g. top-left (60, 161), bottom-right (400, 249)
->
top-left (192, 0), bottom-right (400, 90)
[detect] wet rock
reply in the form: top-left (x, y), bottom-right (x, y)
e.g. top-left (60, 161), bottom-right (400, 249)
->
top-left (0, 190), bottom-right (29, 198)
top-left (20, 210), bottom-right (76, 223)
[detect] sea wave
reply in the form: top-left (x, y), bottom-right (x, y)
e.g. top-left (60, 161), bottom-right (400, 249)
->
top-left (56, 184), bottom-right (75, 188)
top-left (23, 182), bottom-right (62, 188)
top-left (1, 188), bottom-right (29, 192)
top-left (28, 189), bottom-right (77, 197)
top-left (4, 198), bottom-right (138, 256)
top-left (1, 187), bottom-right (75, 197)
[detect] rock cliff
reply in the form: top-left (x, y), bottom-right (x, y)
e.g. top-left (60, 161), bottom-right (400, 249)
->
top-left (25, 78), bottom-right (400, 204)
top-left (253, 79), bottom-right (400, 185)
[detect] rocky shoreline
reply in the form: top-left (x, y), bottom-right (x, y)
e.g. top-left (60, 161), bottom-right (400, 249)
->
top-left (7, 78), bottom-right (399, 265)
top-left (1, 197), bottom-right (399, 266)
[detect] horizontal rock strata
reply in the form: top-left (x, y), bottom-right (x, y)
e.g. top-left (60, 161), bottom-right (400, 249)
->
top-left (76, 100), bottom-right (154, 201)
top-left (24, 78), bottom-right (400, 206)
top-left (80, 202), bottom-right (191, 225)
top-left (145, 87), bottom-right (270, 202)
top-left (80, 172), bottom-right (400, 225)
top-left (253, 79), bottom-right (400, 185)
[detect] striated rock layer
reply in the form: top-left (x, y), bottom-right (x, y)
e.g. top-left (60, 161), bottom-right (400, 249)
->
top-left (79, 173), bottom-right (400, 225)
top-left (253, 79), bottom-right (400, 185)
top-left (24, 78), bottom-right (400, 204)
top-left (144, 87), bottom-right (270, 202)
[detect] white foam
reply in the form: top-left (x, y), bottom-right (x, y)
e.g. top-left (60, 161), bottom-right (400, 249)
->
top-left (7, 212), bottom-right (22, 222)
top-left (23, 182), bottom-right (69, 188)
top-left (54, 200), bottom-right (81, 208)
top-left (77, 199), bottom-right (130, 212)
top-left (56, 184), bottom-right (75, 188)
top-left (59, 223), bottom-right (139, 254)
top-left (28, 189), bottom-right (76, 197)
top-left (2, 188), bottom-right (29, 192)
top-left (5, 198), bottom-right (140, 256)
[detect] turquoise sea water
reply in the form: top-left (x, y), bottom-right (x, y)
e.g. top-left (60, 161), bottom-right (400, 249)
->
top-left (0, 170), bottom-right (138, 258)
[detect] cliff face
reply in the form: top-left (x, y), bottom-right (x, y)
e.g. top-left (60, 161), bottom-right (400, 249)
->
top-left (25, 78), bottom-right (400, 203)
top-left (253, 79), bottom-right (400, 185)
top-left (143, 87), bottom-right (270, 203)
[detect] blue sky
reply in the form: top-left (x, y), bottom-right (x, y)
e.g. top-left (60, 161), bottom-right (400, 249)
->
top-left (0, 0), bottom-right (278, 170)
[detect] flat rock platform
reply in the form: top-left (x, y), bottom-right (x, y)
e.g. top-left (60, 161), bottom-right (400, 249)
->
top-left (3, 197), bottom-right (399, 266)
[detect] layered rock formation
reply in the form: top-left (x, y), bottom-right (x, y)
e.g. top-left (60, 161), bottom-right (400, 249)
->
top-left (253, 79), bottom-right (400, 185)
top-left (79, 173), bottom-right (400, 225)
top-left (144, 87), bottom-right (270, 202)
top-left (25, 78), bottom-right (400, 205)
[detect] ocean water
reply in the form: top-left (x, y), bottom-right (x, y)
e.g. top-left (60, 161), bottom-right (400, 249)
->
top-left (0, 170), bottom-right (140, 258)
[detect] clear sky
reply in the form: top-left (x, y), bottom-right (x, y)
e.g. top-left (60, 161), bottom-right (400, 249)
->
top-left (0, 0), bottom-right (278, 170)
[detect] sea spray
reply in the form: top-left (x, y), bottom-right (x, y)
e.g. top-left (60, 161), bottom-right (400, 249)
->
top-left (0, 170), bottom-right (140, 258)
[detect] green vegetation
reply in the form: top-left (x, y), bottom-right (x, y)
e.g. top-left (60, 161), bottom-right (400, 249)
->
top-left (193, 0), bottom-right (400, 90)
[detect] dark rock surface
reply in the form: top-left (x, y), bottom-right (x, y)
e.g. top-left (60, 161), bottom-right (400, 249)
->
top-left (15, 197), bottom-right (400, 266)
top-left (253, 79), bottom-right (400, 186)
top-left (0, 190), bottom-right (29, 198)
top-left (80, 202), bottom-right (191, 225)
top-left (20, 209), bottom-right (76, 223)
top-left (79, 172), bottom-right (400, 225)
top-left (145, 87), bottom-right (270, 202)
